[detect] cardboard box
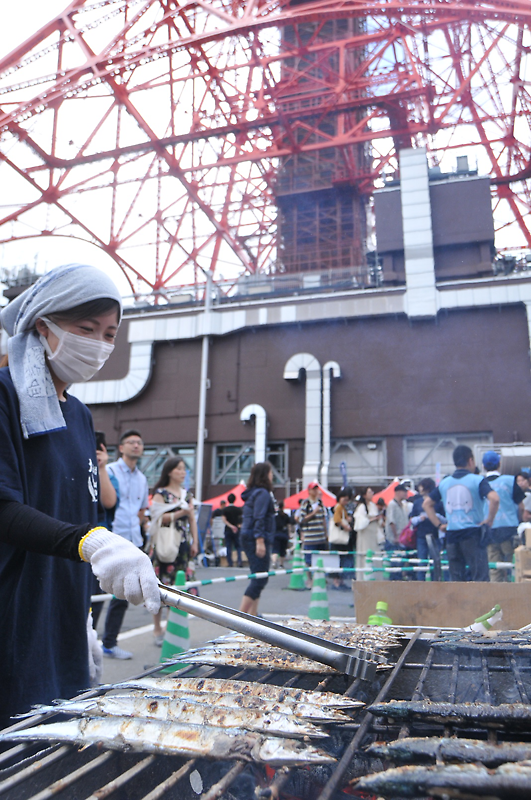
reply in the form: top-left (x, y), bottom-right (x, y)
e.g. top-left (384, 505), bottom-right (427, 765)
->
top-left (352, 581), bottom-right (531, 630)
top-left (514, 546), bottom-right (531, 582)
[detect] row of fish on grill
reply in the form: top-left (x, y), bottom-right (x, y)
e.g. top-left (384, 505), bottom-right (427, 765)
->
top-left (0, 676), bottom-right (364, 765)
top-left (355, 699), bottom-right (531, 798)
top-left (165, 619), bottom-right (403, 673)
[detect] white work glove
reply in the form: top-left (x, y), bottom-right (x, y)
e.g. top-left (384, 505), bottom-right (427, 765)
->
top-left (86, 611), bottom-right (103, 686)
top-left (81, 528), bottom-right (161, 614)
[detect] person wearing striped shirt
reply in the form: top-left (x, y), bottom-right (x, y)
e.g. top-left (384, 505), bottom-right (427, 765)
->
top-left (299, 482), bottom-right (328, 588)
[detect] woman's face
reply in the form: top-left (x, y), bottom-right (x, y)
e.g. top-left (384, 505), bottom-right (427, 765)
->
top-left (517, 474), bottom-right (529, 491)
top-left (339, 495), bottom-right (350, 507)
top-left (37, 310), bottom-right (119, 352)
top-left (268, 468), bottom-right (274, 483)
top-left (364, 487), bottom-right (374, 501)
top-left (169, 462), bottom-right (187, 484)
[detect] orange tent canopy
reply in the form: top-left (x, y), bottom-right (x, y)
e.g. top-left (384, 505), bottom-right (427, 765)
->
top-left (283, 484), bottom-right (337, 510)
top-left (204, 481), bottom-right (246, 510)
top-left (372, 480), bottom-right (415, 506)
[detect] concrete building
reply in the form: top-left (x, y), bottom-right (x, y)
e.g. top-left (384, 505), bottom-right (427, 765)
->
top-left (3, 149), bottom-right (530, 499)
top-left (62, 149), bottom-right (531, 499)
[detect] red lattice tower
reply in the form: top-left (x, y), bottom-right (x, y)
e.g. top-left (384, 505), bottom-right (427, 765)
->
top-left (0, 0), bottom-right (530, 296)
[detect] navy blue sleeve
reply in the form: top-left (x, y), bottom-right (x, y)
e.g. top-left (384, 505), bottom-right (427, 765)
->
top-left (479, 477), bottom-right (494, 499)
top-left (0, 499), bottom-right (93, 560)
top-left (252, 489), bottom-right (272, 539)
top-left (513, 478), bottom-right (526, 504)
top-left (429, 487), bottom-right (442, 504)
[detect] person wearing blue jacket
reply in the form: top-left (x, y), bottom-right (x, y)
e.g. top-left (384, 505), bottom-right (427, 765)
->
top-left (239, 461), bottom-right (276, 617)
top-left (424, 445), bottom-right (499, 581)
top-left (482, 450), bottom-right (525, 582)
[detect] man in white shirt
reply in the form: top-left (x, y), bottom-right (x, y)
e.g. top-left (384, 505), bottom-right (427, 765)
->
top-left (384, 484), bottom-right (409, 581)
top-left (100, 429), bottom-right (149, 658)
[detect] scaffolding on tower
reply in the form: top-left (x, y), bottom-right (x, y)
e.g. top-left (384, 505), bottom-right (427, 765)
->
top-left (0, 0), bottom-right (530, 299)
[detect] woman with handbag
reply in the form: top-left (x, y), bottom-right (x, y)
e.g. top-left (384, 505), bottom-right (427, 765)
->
top-left (328, 488), bottom-right (352, 591)
top-left (354, 487), bottom-right (383, 580)
top-left (150, 457), bottom-right (199, 645)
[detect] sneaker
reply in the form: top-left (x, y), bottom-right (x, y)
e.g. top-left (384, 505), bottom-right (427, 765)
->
top-left (154, 634), bottom-right (164, 647)
top-left (102, 645), bottom-right (133, 660)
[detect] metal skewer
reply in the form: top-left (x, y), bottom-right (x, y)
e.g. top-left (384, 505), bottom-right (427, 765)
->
top-left (159, 584), bottom-right (382, 680)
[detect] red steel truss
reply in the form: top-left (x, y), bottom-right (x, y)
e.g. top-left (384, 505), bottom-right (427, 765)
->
top-left (0, 0), bottom-right (530, 295)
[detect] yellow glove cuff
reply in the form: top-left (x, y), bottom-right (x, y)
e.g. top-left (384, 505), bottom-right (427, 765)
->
top-left (78, 527), bottom-right (109, 562)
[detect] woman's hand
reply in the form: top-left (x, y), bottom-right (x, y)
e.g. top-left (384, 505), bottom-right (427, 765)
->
top-left (255, 537), bottom-right (266, 558)
top-left (190, 541), bottom-right (199, 558)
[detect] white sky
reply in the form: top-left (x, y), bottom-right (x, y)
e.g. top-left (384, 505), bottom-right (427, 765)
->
top-left (0, 2), bottom-right (133, 303)
top-left (1, 2), bottom-right (68, 55)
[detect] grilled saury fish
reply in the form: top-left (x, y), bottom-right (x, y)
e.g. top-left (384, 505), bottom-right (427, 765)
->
top-left (101, 681), bottom-right (353, 720)
top-left (367, 736), bottom-right (531, 766)
top-left (21, 694), bottom-right (326, 738)
top-left (0, 717), bottom-right (336, 765)
top-left (368, 700), bottom-right (531, 728)
top-left (110, 676), bottom-right (362, 708)
top-left (356, 762), bottom-right (531, 798)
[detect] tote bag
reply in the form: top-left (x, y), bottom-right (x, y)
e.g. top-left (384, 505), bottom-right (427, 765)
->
top-left (328, 513), bottom-right (350, 545)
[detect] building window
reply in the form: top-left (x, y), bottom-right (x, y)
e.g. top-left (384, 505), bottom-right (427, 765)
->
top-left (329, 438), bottom-right (387, 485)
top-left (212, 443), bottom-right (287, 486)
top-left (139, 445), bottom-right (196, 491)
top-left (404, 433), bottom-right (493, 481)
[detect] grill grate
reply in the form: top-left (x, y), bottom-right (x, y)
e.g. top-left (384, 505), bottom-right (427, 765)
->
top-left (2, 629), bottom-right (531, 800)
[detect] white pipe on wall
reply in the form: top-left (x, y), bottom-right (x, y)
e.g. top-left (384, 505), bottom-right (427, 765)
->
top-left (283, 353), bottom-right (322, 487)
top-left (240, 404), bottom-right (267, 462)
top-left (320, 361), bottom-right (341, 489)
top-left (194, 272), bottom-right (213, 502)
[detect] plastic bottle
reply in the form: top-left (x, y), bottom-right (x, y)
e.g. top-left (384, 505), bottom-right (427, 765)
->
top-left (463, 604), bottom-right (502, 633)
top-left (367, 600), bottom-right (393, 626)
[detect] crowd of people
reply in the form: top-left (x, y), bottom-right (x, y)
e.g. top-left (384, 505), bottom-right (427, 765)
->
top-left (215, 444), bottom-right (531, 594)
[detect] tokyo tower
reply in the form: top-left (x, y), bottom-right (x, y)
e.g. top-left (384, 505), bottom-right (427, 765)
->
top-left (1, 0), bottom-right (530, 297)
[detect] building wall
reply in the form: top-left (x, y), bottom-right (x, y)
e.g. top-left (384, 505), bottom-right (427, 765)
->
top-left (89, 303), bottom-right (531, 496)
top-left (374, 175), bottom-right (494, 282)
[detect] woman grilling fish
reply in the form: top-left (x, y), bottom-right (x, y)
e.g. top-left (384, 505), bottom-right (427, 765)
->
top-left (0, 264), bottom-right (160, 728)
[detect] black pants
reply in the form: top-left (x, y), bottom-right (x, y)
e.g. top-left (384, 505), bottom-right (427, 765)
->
top-left (224, 529), bottom-right (242, 567)
top-left (446, 529), bottom-right (489, 582)
top-left (91, 574), bottom-right (106, 628)
top-left (101, 597), bottom-right (129, 649)
top-left (241, 537), bottom-right (270, 600)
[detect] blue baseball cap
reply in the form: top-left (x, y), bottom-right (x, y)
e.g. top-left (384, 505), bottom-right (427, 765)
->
top-left (482, 450), bottom-right (500, 470)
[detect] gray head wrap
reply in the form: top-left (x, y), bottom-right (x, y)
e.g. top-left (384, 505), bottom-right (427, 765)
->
top-left (1, 264), bottom-right (123, 438)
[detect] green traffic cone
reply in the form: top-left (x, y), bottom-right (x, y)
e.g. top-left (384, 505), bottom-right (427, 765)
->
top-left (308, 557), bottom-right (330, 620)
top-left (288, 538), bottom-right (307, 591)
top-left (160, 569), bottom-right (190, 672)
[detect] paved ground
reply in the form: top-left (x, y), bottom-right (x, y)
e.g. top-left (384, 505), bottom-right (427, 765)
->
top-left (94, 566), bottom-right (357, 684)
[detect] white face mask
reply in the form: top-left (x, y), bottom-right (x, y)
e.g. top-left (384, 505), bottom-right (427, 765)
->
top-left (39, 317), bottom-right (115, 384)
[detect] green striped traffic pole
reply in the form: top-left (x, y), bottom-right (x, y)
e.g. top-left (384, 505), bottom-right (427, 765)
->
top-left (160, 569), bottom-right (190, 672)
top-left (308, 557), bottom-right (330, 621)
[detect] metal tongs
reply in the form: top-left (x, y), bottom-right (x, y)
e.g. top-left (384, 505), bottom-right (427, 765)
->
top-left (159, 583), bottom-right (383, 680)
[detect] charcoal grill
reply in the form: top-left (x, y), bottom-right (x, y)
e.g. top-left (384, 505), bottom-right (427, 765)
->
top-left (2, 627), bottom-right (531, 800)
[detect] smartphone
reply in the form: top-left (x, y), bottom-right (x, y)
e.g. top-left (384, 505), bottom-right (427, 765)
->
top-left (95, 431), bottom-right (107, 451)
